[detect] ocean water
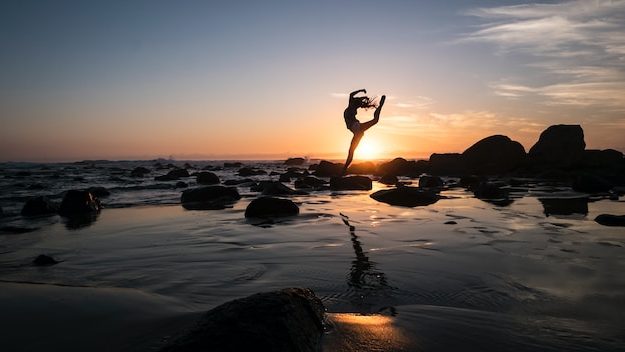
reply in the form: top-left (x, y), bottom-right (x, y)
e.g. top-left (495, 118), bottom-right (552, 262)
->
top-left (0, 160), bottom-right (624, 350)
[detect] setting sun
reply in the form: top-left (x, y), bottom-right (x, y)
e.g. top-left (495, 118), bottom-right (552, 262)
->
top-left (354, 138), bottom-right (383, 160)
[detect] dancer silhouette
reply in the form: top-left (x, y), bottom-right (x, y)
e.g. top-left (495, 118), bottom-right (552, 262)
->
top-left (342, 89), bottom-right (385, 175)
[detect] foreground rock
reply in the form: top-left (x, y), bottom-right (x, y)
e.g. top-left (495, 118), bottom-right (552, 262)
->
top-left (529, 124), bottom-right (585, 167)
top-left (462, 135), bottom-right (526, 174)
top-left (330, 176), bottom-right (372, 190)
top-left (196, 171), bottom-right (220, 185)
top-left (245, 197), bottom-right (299, 218)
top-left (180, 186), bottom-right (241, 210)
top-left (370, 186), bottom-right (439, 207)
top-left (21, 196), bottom-right (58, 217)
top-left (58, 190), bottom-right (101, 217)
top-left (595, 214), bottom-right (625, 227)
top-left (161, 288), bottom-right (324, 352)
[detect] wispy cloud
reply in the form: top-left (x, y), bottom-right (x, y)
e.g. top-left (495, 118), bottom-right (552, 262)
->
top-left (462, 0), bottom-right (625, 108)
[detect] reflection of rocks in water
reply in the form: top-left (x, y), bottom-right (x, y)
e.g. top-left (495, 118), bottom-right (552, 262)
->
top-left (539, 197), bottom-right (588, 216)
top-left (341, 214), bottom-right (392, 313)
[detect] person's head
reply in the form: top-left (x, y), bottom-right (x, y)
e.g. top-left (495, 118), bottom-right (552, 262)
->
top-left (350, 96), bottom-right (377, 110)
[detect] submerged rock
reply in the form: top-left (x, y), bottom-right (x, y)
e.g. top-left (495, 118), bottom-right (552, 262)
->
top-left (33, 254), bottom-right (59, 266)
top-left (595, 214), bottom-right (625, 227)
top-left (540, 197), bottom-right (589, 216)
top-left (313, 161), bottom-right (343, 177)
top-left (130, 166), bottom-right (150, 177)
top-left (473, 182), bottom-right (509, 200)
top-left (370, 186), bottom-right (440, 207)
top-left (238, 167), bottom-right (267, 176)
top-left (462, 135), bottom-right (526, 174)
top-left (330, 176), bottom-right (372, 190)
top-left (196, 171), bottom-right (220, 185)
top-left (175, 181), bottom-right (188, 189)
top-left (21, 196), bottom-right (58, 217)
top-left (181, 186), bottom-right (241, 210)
top-left (529, 124), bottom-right (585, 166)
top-left (284, 157), bottom-right (306, 166)
top-left (161, 288), bottom-right (324, 352)
top-left (58, 190), bottom-right (101, 217)
top-left (223, 178), bottom-right (254, 186)
top-left (245, 197), bottom-right (299, 218)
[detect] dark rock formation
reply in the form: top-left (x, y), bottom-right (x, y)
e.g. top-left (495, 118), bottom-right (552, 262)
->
top-left (58, 190), bottom-right (101, 217)
top-left (223, 178), bottom-right (255, 186)
top-left (33, 254), bottom-right (59, 266)
top-left (196, 171), bottom-right (220, 185)
top-left (595, 214), bottom-right (625, 227)
top-left (379, 174), bottom-right (398, 185)
top-left (370, 186), bottom-right (440, 207)
top-left (377, 158), bottom-right (427, 176)
top-left (580, 149), bottom-right (624, 169)
top-left (347, 161), bottom-right (377, 175)
top-left (87, 186), bottom-right (110, 198)
top-left (284, 157), bottom-right (306, 166)
top-left (419, 175), bottom-right (444, 189)
top-left (130, 166), bottom-right (150, 177)
top-left (155, 169), bottom-right (190, 181)
top-left (294, 176), bottom-right (327, 189)
top-left (245, 197), bottom-right (299, 218)
top-left (238, 167), bottom-right (267, 176)
top-left (161, 288), bottom-right (324, 352)
top-left (21, 196), bottom-right (58, 216)
top-left (473, 182), bottom-right (509, 200)
top-left (572, 174), bottom-right (613, 193)
top-left (279, 170), bottom-right (303, 182)
top-left (180, 186), bottom-right (241, 210)
top-left (529, 124), bottom-right (585, 166)
top-left (462, 135), bottom-right (526, 174)
top-left (329, 176), bottom-right (372, 190)
top-left (313, 161), bottom-right (343, 177)
top-left (251, 181), bottom-right (307, 196)
top-left (429, 153), bottom-right (465, 176)
top-left (540, 197), bottom-right (588, 216)
top-left (175, 181), bottom-right (188, 188)
top-left (460, 175), bottom-right (485, 189)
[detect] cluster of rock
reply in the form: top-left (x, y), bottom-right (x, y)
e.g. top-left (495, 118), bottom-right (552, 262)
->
top-left (21, 190), bottom-right (102, 219)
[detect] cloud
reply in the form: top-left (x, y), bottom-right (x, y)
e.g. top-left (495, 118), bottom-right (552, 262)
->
top-left (462, 0), bottom-right (625, 109)
top-left (393, 96), bottom-right (434, 109)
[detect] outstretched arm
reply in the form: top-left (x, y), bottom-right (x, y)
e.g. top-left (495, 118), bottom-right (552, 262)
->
top-left (349, 89), bottom-right (367, 98)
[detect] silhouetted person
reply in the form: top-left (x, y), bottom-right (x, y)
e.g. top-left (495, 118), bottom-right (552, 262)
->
top-left (342, 89), bottom-right (386, 175)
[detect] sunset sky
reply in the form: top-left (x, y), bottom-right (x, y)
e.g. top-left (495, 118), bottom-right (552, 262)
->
top-left (1, 0), bottom-right (624, 162)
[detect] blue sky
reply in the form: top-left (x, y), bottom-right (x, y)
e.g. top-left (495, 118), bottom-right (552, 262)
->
top-left (1, 0), bottom-right (624, 161)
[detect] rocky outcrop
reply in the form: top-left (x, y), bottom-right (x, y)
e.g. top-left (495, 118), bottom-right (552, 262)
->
top-left (329, 176), bottom-right (372, 190)
top-left (21, 196), bottom-right (58, 216)
top-left (377, 158), bottom-right (427, 177)
top-left (313, 161), bottom-right (343, 177)
top-left (284, 157), bottom-right (306, 166)
top-left (196, 171), bottom-right (220, 185)
top-left (180, 186), bottom-right (241, 210)
top-left (370, 186), bottom-right (440, 207)
top-left (58, 190), bottom-right (101, 217)
top-left (529, 124), bottom-right (585, 166)
top-left (462, 135), bottom-right (526, 174)
top-left (244, 197), bottom-right (299, 218)
top-left (161, 288), bottom-right (324, 352)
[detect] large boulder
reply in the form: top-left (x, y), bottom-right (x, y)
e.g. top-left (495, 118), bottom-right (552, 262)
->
top-left (245, 197), bottom-right (299, 218)
top-left (161, 288), bottom-right (324, 352)
top-left (462, 135), bottom-right (526, 174)
top-left (196, 171), bottom-right (220, 185)
top-left (347, 161), bottom-right (377, 175)
top-left (429, 153), bottom-right (465, 176)
top-left (370, 186), bottom-right (440, 207)
top-left (313, 161), bottom-right (343, 177)
top-left (284, 157), bottom-right (306, 166)
top-left (529, 124), bottom-right (585, 166)
top-left (595, 214), bottom-right (625, 227)
top-left (21, 196), bottom-right (58, 216)
top-left (329, 176), bottom-right (372, 190)
top-left (58, 190), bottom-right (101, 217)
top-left (181, 186), bottom-right (241, 210)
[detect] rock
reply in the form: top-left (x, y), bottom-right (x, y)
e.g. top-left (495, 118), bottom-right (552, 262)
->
top-left (473, 182), bottom-right (509, 200)
top-left (238, 167), bottom-right (267, 176)
top-left (460, 175), bottom-right (484, 189)
top-left (294, 176), bottom-right (327, 189)
top-left (87, 186), bottom-right (110, 198)
top-left (252, 181), bottom-right (307, 196)
top-left (0, 206), bottom-right (3, 217)
top-left (21, 196), bottom-right (58, 216)
top-left (379, 174), bottom-right (398, 185)
top-left (540, 197), bottom-right (588, 216)
top-left (313, 161), bottom-right (343, 177)
top-left (223, 178), bottom-right (254, 186)
top-left (245, 197), bottom-right (299, 218)
top-left (529, 124), bottom-right (585, 166)
top-left (175, 181), bottom-right (188, 188)
top-left (462, 135), bottom-right (526, 174)
top-left (370, 186), bottom-right (440, 207)
top-left (444, 220), bottom-right (457, 225)
top-left (429, 153), bottom-right (465, 176)
top-left (155, 169), bottom-right (190, 181)
top-left (572, 174), bottom-right (613, 193)
top-left (58, 190), bottom-right (101, 217)
top-left (161, 288), bottom-right (324, 352)
top-left (33, 254), bottom-right (59, 266)
top-left (580, 149), bottom-right (624, 169)
top-left (419, 175), bottom-right (443, 188)
top-left (196, 171), bottom-right (220, 185)
top-left (224, 162), bottom-right (243, 168)
top-left (180, 186), bottom-right (241, 210)
top-left (377, 158), bottom-right (427, 176)
top-left (130, 166), bottom-right (150, 177)
top-left (329, 176), bottom-right (372, 190)
top-left (347, 161), bottom-right (378, 175)
top-left (595, 214), bottom-right (625, 227)
top-left (279, 170), bottom-right (303, 182)
top-left (284, 157), bottom-right (306, 166)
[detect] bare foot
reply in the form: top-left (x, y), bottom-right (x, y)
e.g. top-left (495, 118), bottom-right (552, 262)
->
top-left (378, 95), bottom-right (386, 108)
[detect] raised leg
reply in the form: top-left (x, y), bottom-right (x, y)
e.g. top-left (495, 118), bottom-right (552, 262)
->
top-left (342, 132), bottom-right (364, 175)
top-left (360, 95), bottom-right (386, 132)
